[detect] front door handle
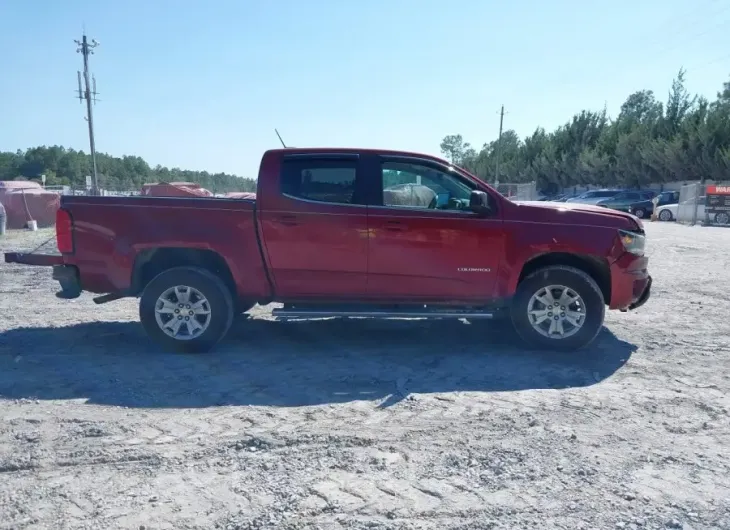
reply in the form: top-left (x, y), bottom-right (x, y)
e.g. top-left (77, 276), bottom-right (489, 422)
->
top-left (276, 215), bottom-right (299, 226)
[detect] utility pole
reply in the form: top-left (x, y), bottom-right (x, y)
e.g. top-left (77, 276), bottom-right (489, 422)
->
top-left (75, 34), bottom-right (100, 195)
top-left (494, 105), bottom-right (506, 187)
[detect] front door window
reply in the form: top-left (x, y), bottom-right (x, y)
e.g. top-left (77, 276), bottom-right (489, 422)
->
top-left (381, 161), bottom-right (475, 212)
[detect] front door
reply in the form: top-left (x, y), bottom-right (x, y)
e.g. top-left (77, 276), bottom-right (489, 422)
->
top-left (366, 156), bottom-right (504, 302)
top-left (258, 153), bottom-right (370, 297)
top-left (610, 192), bottom-right (644, 211)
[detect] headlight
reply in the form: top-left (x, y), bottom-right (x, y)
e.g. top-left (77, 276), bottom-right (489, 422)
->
top-left (619, 229), bottom-right (645, 255)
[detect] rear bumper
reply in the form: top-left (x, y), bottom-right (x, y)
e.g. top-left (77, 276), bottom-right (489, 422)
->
top-left (53, 265), bottom-right (82, 299)
top-left (4, 252), bottom-right (81, 299)
top-left (4, 252), bottom-right (64, 266)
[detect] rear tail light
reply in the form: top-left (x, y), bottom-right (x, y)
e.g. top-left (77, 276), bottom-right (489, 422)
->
top-left (56, 208), bottom-right (74, 254)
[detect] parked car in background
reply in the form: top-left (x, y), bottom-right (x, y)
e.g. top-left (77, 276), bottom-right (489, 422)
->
top-left (655, 196), bottom-right (727, 224)
top-left (565, 189), bottom-right (625, 205)
top-left (627, 191), bottom-right (679, 219)
top-left (538, 193), bottom-right (568, 202)
top-left (596, 190), bottom-right (657, 213)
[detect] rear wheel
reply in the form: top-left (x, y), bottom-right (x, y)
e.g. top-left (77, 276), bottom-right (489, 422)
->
top-left (140, 266), bottom-right (234, 353)
top-left (716, 212), bottom-right (730, 225)
top-left (510, 265), bottom-right (605, 351)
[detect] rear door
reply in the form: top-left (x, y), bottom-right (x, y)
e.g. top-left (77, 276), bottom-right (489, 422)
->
top-left (258, 153), bottom-right (370, 297)
top-left (365, 155), bottom-right (504, 302)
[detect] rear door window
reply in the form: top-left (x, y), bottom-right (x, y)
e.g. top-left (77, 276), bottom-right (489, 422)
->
top-left (281, 158), bottom-right (361, 205)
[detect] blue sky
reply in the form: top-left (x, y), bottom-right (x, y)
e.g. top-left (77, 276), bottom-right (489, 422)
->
top-left (1, 0), bottom-right (728, 178)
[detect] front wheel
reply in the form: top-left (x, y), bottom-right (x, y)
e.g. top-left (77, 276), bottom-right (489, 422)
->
top-left (510, 265), bottom-right (605, 351)
top-left (658, 209), bottom-right (673, 222)
top-left (139, 266), bottom-right (235, 353)
top-left (633, 208), bottom-right (645, 219)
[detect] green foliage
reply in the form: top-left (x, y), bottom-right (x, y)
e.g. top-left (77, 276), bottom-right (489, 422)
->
top-left (0, 146), bottom-right (256, 193)
top-left (442, 71), bottom-right (730, 189)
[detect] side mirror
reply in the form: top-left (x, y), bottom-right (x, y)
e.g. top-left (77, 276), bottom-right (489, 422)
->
top-left (469, 190), bottom-right (490, 215)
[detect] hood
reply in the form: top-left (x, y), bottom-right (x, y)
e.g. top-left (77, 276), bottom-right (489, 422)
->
top-left (512, 200), bottom-right (643, 230)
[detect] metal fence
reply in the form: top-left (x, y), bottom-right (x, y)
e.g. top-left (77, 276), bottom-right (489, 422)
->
top-left (677, 183), bottom-right (703, 224)
top-left (676, 182), bottom-right (730, 226)
top-left (496, 182), bottom-right (538, 201)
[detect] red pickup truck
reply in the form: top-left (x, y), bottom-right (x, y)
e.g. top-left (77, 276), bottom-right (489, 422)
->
top-left (5, 148), bottom-right (651, 352)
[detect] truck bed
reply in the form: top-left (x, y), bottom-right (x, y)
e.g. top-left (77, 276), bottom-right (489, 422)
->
top-left (57, 195), bottom-right (270, 298)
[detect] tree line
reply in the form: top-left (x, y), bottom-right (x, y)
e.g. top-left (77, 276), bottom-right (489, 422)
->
top-left (2, 70), bottom-right (727, 195)
top-left (0, 146), bottom-right (256, 193)
top-left (440, 70), bottom-right (730, 193)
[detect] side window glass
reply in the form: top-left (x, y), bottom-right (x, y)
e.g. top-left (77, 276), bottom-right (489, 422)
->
top-left (381, 161), bottom-right (474, 211)
top-left (281, 160), bottom-right (357, 205)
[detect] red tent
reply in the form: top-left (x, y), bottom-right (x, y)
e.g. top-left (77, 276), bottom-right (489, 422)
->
top-left (140, 182), bottom-right (213, 198)
top-left (0, 181), bottom-right (60, 229)
top-left (0, 180), bottom-right (42, 196)
top-left (224, 192), bottom-right (256, 200)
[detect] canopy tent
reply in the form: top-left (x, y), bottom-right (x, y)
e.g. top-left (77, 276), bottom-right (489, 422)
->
top-left (0, 181), bottom-right (60, 229)
top-left (140, 182), bottom-right (214, 198)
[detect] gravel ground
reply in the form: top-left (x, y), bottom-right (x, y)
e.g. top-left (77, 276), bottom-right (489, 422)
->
top-left (0, 223), bottom-right (729, 530)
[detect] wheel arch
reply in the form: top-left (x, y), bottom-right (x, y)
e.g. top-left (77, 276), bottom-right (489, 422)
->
top-left (131, 247), bottom-right (237, 300)
top-left (517, 252), bottom-right (611, 305)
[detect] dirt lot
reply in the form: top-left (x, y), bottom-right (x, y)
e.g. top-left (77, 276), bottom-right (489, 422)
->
top-left (0, 223), bottom-right (729, 530)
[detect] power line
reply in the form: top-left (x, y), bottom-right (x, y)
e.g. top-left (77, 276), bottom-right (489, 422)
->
top-left (685, 52), bottom-right (730, 74)
top-left (74, 34), bottom-right (101, 196)
top-left (634, 0), bottom-right (728, 54)
top-left (544, 4), bottom-right (730, 95)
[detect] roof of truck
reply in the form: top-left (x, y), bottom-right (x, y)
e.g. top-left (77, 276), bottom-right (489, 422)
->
top-left (264, 147), bottom-right (449, 161)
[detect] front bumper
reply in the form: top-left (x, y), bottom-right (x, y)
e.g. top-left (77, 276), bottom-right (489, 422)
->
top-left (609, 253), bottom-right (651, 310)
top-left (626, 275), bottom-right (651, 311)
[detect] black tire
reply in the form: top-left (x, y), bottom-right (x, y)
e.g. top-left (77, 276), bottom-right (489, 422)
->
top-left (139, 266), bottom-right (234, 353)
top-left (716, 212), bottom-right (730, 225)
top-left (658, 209), bottom-right (673, 222)
top-left (633, 208), bottom-right (645, 219)
top-left (510, 265), bottom-right (605, 351)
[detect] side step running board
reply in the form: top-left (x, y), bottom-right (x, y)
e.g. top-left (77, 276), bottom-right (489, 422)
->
top-left (272, 307), bottom-right (494, 320)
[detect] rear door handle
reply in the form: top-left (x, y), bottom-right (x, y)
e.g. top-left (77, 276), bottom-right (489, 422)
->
top-left (276, 215), bottom-right (299, 226)
top-left (385, 220), bottom-right (406, 232)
